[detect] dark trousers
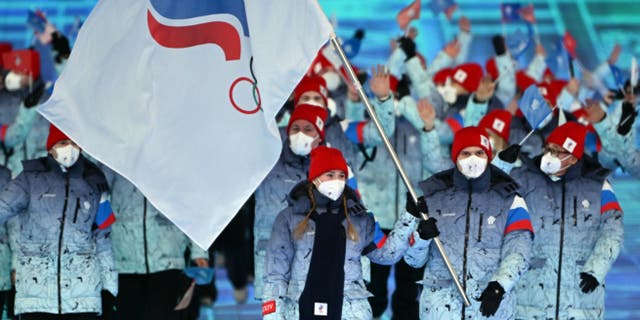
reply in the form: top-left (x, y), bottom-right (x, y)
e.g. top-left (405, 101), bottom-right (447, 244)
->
top-left (0, 288), bottom-right (14, 319)
top-left (367, 257), bottom-right (424, 319)
top-left (18, 313), bottom-right (99, 320)
top-left (212, 195), bottom-right (254, 289)
top-left (113, 270), bottom-right (191, 320)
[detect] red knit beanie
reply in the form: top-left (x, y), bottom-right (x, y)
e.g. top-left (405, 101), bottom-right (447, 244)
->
top-left (287, 104), bottom-right (329, 140)
top-left (450, 126), bottom-right (492, 162)
top-left (46, 124), bottom-right (70, 150)
top-left (308, 146), bottom-right (348, 181)
top-left (451, 63), bottom-right (483, 93)
top-left (293, 76), bottom-right (328, 107)
top-left (546, 121), bottom-right (587, 159)
top-left (433, 68), bottom-right (453, 86)
top-left (478, 109), bottom-right (512, 142)
top-left (485, 58), bottom-right (499, 81)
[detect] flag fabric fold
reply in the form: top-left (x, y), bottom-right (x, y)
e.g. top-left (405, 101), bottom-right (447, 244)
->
top-left (38, 0), bottom-right (333, 248)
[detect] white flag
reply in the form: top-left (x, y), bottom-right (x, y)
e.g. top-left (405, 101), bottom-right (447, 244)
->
top-left (38, 0), bottom-right (332, 248)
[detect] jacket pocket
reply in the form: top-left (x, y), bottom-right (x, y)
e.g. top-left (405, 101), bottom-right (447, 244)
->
top-left (73, 198), bottom-right (80, 223)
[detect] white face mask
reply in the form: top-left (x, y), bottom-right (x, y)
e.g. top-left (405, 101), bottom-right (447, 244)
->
top-left (457, 155), bottom-right (488, 179)
top-left (289, 132), bottom-right (318, 156)
top-left (437, 79), bottom-right (457, 104)
top-left (4, 72), bottom-right (24, 91)
top-left (54, 59), bottom-right (67, 75)
top-left (317, 179), bottom-right (346, 201)
top-left (540, 152), bottom-right (571, 175)
top-left (53, 144), bottom-right (80, 168)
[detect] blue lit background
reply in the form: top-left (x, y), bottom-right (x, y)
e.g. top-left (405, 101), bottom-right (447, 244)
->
top-left (0, 1), bottom-right (638, 318)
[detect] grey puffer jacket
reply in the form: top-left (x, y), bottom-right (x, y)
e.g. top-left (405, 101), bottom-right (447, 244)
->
top-left (511, 156), bottom-right (623, 320)
top-left (104, 169), bottom-right (208, 274)
top-left (0, 155), bottom-right (117, 315)
top-left (404, 166), bottom-right (534, 320)
top-left (263, 181), bottom-right (418, 320)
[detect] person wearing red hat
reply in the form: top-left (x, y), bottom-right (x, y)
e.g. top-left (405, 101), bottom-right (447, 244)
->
top-left (0, 124), bottom-right (117, 319)
top-left (511, 121), bottom-right (623, 319)
top-left (404, 126), bottom-right (533, 319)
top-left (262, 146), bottom-right (420, 319)
top-left (253, 104), bottom-right (330, 301)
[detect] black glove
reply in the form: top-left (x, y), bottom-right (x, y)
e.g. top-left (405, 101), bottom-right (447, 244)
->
top-left (417, 218), bottom-right (440, 240)
top-left (498, 144), bottom-right (522, 164)
top-left (396, 74), bottom-right (411, 100)
top-left (405, 193), bottom-right (428, 218)
top-left (51, 31), bottom-right (71, 63)
top-left (353, 29), bottom-right (365, 40)
top-left (579, 272), bottom-right (599, 293)
top-left (101, 290), bottom-right (116, 319)
top-left (617, 101), bottom-right (637, 136)
top-left (23, 80), bottom-right (46, 108)
top-left (478, 281), bottom-right (505, 317)
top-left (398, 36), bottom-right (416, 61)
top-left (492, 35), bottom-right (507, 56)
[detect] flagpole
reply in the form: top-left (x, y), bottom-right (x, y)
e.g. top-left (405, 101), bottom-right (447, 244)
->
top-left (329, 32), bottom-right (472, 308)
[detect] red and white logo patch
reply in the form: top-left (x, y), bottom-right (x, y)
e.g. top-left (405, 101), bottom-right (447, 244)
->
top-left (454, 69), bottom-right (468, 84)
top-left (492, 119), bottom-right (505, 133)
top-left (480, 135), bottom-right (490, 149)
top-left (315, 116), bottom-right (325, 131)
top-left (562, 137), bottom-right (577, 153)
top-left (262, 300), bottom-right (276, 315)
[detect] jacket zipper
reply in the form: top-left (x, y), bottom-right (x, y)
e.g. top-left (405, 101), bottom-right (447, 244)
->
top-left (461, 183), bottom-right (472, 320)
top-left (477, 212), bottom-right (484, 242)
top-left (555, 180), bottom-right (567, 320)
top-left (143, 197), bottom-right (150, 274)
top-left (573, 196), bottom-right (578, 227)
top-left (57, 175), bottom-right (70, 314)
top-left (73, 198), bottom-right (80, 223)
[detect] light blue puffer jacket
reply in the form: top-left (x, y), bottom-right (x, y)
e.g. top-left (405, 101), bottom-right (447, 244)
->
top-left (511, 156), bottom-right (623, 320)
top-left (404, 166), bottom-right (534, 320)
top-left (104, 169), bottom-right (208, 274)
top-left (263, 182), bottom-right (418, 320)
top-left (0, 155), bottom-right (117, 315)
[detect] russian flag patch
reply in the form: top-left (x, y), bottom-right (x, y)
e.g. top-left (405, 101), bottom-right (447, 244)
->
top-left (600, 181), bottom-right (622, 214)
top-left (504, 196), bottom-right (534, 235)
top-left (95, 193), bottom-right (116, 230)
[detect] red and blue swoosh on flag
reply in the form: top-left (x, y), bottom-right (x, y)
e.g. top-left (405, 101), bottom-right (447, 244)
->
top-left (147, 0), bottom-right (249, 61)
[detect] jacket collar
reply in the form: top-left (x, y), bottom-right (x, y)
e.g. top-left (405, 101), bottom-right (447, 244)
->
top-left (46, 154), bottom-right (85, 178)
top-left (452, 165), bottom-right (491, 193)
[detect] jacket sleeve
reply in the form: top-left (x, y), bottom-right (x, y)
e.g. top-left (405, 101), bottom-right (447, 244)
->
top-left (365, 211), bottom-right (419, 265)
top-left (188, 240), bottom-right (209, 261)
top-left (582, 181), bottom-right (624, 283)
top-left (387, 47), bottom-right (407, 78)
top-left (344, 99), bottom-right (365, 122)
top-left (491, 196), bottom-right (533, 292)
top-left (454, 31), bottom-right (473, 65)
top-left (94, 192), bottom-right (118, 296)
top-left (494, 54), bottom-right (517, 104)
top-left (403, 232), bottom-right (432, 268)
top-left (462, 94), bottom-right (489, 127)
top-left (7, 216), bottom-right (19, 271)
top-left (420, 129), bottom-right (454, 176)
top-left (263, 209), bottom-right (295, 319)
top-left (3, 104), bottom-right (39, 149)
top-left (0, 173), bottom-right (30, 225)
top-left (362, 96), bottom-right (396, 147)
